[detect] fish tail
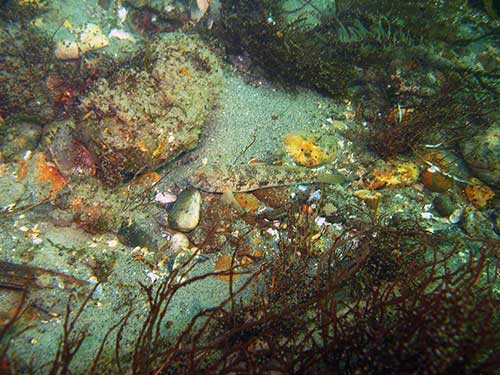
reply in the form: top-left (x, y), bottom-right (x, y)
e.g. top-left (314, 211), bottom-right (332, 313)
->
top-left (316, 172), bottom-right (345, 185)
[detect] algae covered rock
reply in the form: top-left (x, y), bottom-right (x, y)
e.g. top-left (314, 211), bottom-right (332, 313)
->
top-left (0, 117), bottom-right (42, 161)
top-left (78, 32), bottom-right (222, 183)
top-left (0, 28), bottom-right (55, 120)
top-left (460, 123), bottom-right (500, 189)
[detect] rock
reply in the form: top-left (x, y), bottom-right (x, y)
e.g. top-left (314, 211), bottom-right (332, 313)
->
top-left (55, 24), bottom-right (109, 60)
top-left (79, 24), bottom-right (109, 53)
top-left (168, 232), bottom-right (190, 251)
top-left (461, 205), bottom-right (497, 238)
top-left (48, 208), bottom-right (74, 227)
top-left (421, 167), bottom-right (452, 193)
top-left (460, 123), bottom-right (500, 189)
top-left (0, 175), bottom-right (26, 207)
top-left (117, 217), bottom-right (159, 249)
top-left (433, 195), bottom-right (454, 217)
top-left (55, 40), bottom-right (81, 60)
top-left (0, 119), bottom-right (42, 161)
top-left (78, 32), bottom-right (222, 184)
top-left (14, 152), bottom-right (67, 204)
top-left (168, 189), bottom-right (202, 232)
top-left (0, 28), bottom-right (56, 121)
top-left (42, 119), bottom-right (96, 178)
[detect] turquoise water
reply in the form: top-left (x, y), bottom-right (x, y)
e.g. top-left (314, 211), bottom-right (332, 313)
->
top-left (1, 1), bottom-right (499, 374)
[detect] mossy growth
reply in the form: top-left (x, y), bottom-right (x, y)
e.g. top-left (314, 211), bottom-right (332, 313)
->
top-left (0, 25), bottom-right (55, 119)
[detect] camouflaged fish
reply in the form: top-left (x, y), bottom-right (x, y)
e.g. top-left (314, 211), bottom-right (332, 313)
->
top-left (189, 164), bottom-right (346, 193)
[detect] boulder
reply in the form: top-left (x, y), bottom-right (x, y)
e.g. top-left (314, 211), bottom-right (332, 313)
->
top-left (460, 123), bottom-right (500, 189)
top-left (78, 32), bottom-right (222, 184)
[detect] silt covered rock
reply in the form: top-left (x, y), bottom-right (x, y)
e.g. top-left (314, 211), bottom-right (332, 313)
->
top-left (460, 123), bottom-right (500, 189)
top-left (0, 118), bottom-right (42, 161)
top-left (78, 32), bottom-right (222, 184)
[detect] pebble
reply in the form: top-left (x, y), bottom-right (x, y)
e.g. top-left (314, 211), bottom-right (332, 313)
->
top-left (432, 195), bottom-right (455, 217)
top-left (169, 232), bottom-right (190, 251)
top-left (461, 205), bottom-right (497, 238)
top-left (449, 208), bottom-right (463, 224)
top-left (168, 189), bottom-right (202, 232)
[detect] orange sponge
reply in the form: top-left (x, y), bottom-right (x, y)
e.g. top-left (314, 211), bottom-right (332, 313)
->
top-left (283, 133), bottom-right (333, 167)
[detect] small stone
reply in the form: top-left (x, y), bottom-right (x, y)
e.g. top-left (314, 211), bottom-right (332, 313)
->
top-left (449, 208), bottom-right (463, 224)
top-left (117, 218), bottom-right (158, 249)
top-left (432, 195), bottom-right (454, 217)
top-left (421, 167), bottom-right (452, 192)
top-left (169, 232), bottom-right (190, 251)
top-left (55, 40), bottom-right (81, 60)
top-left (32, 238), bottom-right (43, 245)
top-left (494, 214), bottom-right (500, 235)
top-left (107, 239), bottom-right (118, 248)
top-left (109, 28), bottom-right (136, 42)
top-left (168, 189), bottom-right (202, 232)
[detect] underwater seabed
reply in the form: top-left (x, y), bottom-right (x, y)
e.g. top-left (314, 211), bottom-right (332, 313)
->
top-left (1, 70), bottom-right (499, 374)
top-left (1, 0), bottom-right (500, 373)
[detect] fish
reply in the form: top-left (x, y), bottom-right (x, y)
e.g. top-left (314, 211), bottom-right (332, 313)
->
top-left (188, 163), bottom-right (346, 193)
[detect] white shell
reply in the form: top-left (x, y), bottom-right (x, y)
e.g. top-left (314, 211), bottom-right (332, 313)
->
top-left (449, 208), bottom-right (463, 224)
top-left (155, 192), bottom-right (177, 206)
top-left (109, 28), bottom-right (136, 42)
